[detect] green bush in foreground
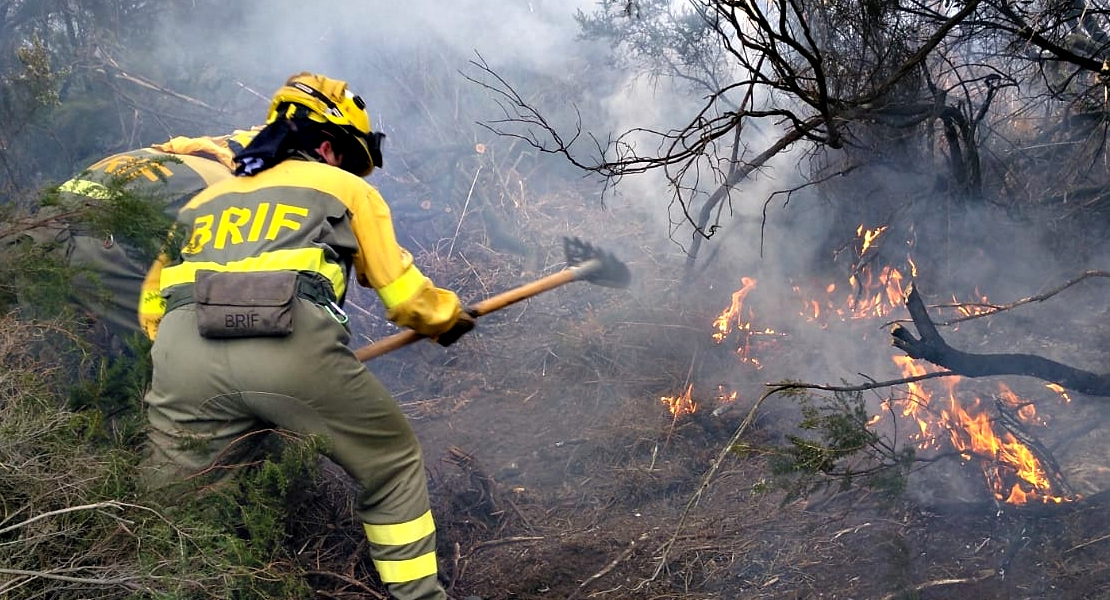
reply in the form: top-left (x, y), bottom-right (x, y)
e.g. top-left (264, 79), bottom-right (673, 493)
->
top-left (0, 313), bottom-right (323, 599)
top-left (765, 389), bottom-right (916, 505)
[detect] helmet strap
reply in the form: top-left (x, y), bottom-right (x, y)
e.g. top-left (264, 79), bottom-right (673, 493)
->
top-left (288, 81), bottom-right (346, 120)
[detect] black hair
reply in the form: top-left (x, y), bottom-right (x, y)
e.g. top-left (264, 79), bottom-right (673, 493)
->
top-left (234, 113), bottom-right (370, 176)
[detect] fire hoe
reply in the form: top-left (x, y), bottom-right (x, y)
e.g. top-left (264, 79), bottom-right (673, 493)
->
top-left (353, 236), bottom-right (632, 362)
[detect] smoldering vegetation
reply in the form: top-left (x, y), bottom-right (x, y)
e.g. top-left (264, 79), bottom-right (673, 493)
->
top-left (3, 1), bottom-right (1110, 598)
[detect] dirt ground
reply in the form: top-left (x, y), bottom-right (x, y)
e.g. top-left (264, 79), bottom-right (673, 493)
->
top-left (285, 169), bottom-right (1110, 600)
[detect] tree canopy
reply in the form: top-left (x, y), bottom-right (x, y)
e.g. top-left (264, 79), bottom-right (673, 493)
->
top-left (470, 0), bottom-right (1110, 266)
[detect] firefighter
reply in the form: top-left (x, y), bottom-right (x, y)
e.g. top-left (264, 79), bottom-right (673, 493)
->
top-left (12, 130), bottom-right (256, 349)
top-left (141, 72), bottom-right (476, 600)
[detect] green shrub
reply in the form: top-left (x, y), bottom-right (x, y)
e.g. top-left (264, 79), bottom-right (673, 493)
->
top-left (0, 311), bottom-right (326, 599)
top-left (765, 390), bottom-right (916, 504)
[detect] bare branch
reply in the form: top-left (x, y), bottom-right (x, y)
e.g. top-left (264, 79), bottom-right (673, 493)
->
top-left (891, 282), bottom-right (1110, 397)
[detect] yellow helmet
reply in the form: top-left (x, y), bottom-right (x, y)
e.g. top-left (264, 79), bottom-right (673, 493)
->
top-left (267, 72), bottom-right (384, 176)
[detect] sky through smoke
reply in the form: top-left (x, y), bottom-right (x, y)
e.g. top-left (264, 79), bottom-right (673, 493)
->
top-left (189, 1), bottom-right (602, 115)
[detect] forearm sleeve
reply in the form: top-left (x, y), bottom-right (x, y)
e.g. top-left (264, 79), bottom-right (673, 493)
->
top-left (349, 189), bottom-right (462, 338)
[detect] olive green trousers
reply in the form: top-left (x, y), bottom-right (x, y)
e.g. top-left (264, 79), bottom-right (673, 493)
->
top-left (67, 233), bottom-right (149, 342)
top-left (8, 223), bottom-right (148, 351)
top-left (143, 298), bottom-right (445, 600)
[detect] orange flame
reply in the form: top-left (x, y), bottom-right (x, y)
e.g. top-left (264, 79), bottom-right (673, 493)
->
top-left (847, 265), bottom-right (907, 319)
top-left (713, 277), bottom-right (757, 342)
top-left (661, 384), bottom-right (697, 417)
top-left (714, 277), bottom-right (782, 367)
top-left (892, 357), bottom-right (1069, 504)
top-left (998, 383), bottom-right (1041, 426)
top-left (663, 384), bottom-right (742, 419)
top-left (857, 224), bottom-right (888, 256)
top-left (1046, 383), bottom-right (1072, 403)
top-left (707, 224), bottom-right (1075, 505)
top-left (953, 289), bottom-right (994, 318)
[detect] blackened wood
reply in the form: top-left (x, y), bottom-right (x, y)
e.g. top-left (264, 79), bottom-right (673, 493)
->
top-left (891, 283), bottom-right (1110, 397)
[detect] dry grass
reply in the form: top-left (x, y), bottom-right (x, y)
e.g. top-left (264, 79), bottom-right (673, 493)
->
top-left (7, 133), bottom-right (1110, 599)
top-left (324, 143), bottom-right (1110, 600)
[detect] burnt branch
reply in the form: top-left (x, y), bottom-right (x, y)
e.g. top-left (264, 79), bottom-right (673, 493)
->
top-left (994, 397), bottom-right (1074, 497)
top-left (891, 282), bottom-right (1110, 397)
top-left (922, 270), bottom-right (1109, 328)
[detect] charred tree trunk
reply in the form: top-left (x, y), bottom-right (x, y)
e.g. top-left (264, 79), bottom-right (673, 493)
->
top-left (890, 282), bottom-right (1110, 397)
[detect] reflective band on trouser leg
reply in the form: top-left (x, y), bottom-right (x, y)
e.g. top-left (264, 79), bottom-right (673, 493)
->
top-left (372, 551), bottom-right (439, 584)
top-left (364, 510), bottom-right (439, 585)
top-left (364, 509), bottom-right (436, 546)
top-left (377, 265), bottom-right (427, 309)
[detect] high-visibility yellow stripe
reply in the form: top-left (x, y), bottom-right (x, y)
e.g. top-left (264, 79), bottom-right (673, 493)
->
top-left (372, 551), bottom-right (439, 584)
top-left (139, 289), bottom-right (166, 320)
top-left (58, 178), bottom-right (113, 200)
top-left (362, 510), bottom-right (435, 546)
top-left (377, 264), bottom-right (426, 309)
top-left (159, 247), bottom-right (345, 298)
top-left (139, 259), bottom-right (167, 340)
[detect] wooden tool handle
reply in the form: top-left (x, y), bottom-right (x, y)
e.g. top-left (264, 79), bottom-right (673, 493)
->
top-left (352, 260), bottom-right (601, 362)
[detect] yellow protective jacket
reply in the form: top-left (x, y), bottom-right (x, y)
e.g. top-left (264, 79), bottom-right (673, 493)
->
top-left (57, 131), bottom-right (257, 340)
top-left (150, 130), bottom-right (257, 171)
top-left (147, 158), bottom-right (463, 340)
top-left (62, 130), bottom-right (257, 209)
top-left (61, 147), bottom-right (230, 212)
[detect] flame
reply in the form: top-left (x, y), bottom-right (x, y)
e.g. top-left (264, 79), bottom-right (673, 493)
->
top-left (873, 357), bottom-right (1071, 504)
top-left (714, 277), bottom-right (783, 367)
top-left (713, 277), bottom-right (757, 342)
top-left (664, 384), bottom-right (742, 420)
top-left (890, 355), bottom-right (942, 446)
top-left (857, 224), bottom-right (888, 256)
top-left (847, 264), bottom-right (907, 319)
top-left (998, 382), bottom-right (1041, 426)
top-left (891, 352), bottom-right (1069, 504)
top-left (1046, 383), bottom-right (1072, 403)
top-left (705, 224), bottom-right (1076, 505)
top-left (953, 289), bottom-right (994, 318)
top-left (661, 384), bottom-right (697, 417)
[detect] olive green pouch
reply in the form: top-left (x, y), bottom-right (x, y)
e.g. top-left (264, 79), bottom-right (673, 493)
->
top-left (194, 270), bottom-right (297, 338)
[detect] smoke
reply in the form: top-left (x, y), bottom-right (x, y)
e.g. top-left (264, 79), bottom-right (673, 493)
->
top-left (142, 0), bottom-right (1105, 509)
top-left (152, 0), bottom-right (820, 259)
top-left (157, 1), bottom-right (599, 116)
